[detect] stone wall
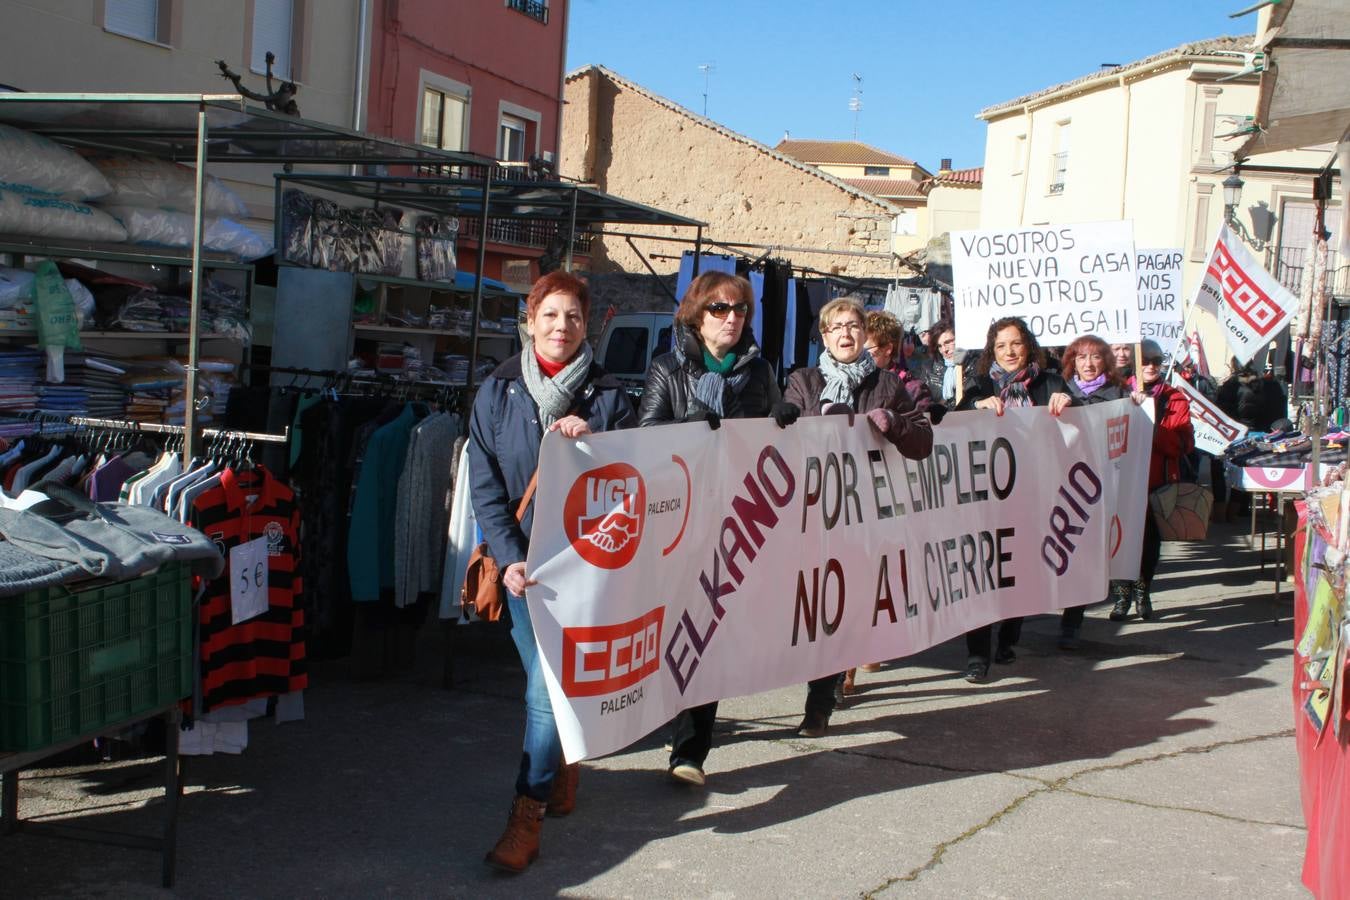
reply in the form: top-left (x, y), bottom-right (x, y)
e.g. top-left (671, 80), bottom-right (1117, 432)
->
top-left (584, 271), bottom-right (677, 339)
top-left (563, 69), bottom-right (900, 279)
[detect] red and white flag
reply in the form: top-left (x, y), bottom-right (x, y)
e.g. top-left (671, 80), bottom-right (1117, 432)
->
top-left (1192, 225), bottom-right (1297, 366)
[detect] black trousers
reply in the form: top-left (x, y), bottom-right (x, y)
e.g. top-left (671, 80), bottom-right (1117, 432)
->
top-left (1061, 605), bottom-right (1086, 629)
top-left (966, 618), bottom-right (1023, 662)
top-left (1140, 512), bottom-right (1162, 587)
top-left (670, 701), bottom-right (717, 768)
top-left (805, 674), bottom-right (842, 716)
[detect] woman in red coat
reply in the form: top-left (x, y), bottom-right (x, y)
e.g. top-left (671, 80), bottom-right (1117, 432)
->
top-left (1117, 339), bottom-right (1194, 620)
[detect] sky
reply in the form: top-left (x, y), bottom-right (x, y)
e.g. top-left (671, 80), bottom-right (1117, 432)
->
top-left (565, 0), bottom-right (1258, 172)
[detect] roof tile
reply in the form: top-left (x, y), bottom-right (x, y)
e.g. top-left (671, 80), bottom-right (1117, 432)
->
top-left (775, 139), bottom-right (916, 167)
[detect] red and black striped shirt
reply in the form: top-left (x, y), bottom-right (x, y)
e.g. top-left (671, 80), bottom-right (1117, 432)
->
top-left (189, 465), bottom-right (306, 712)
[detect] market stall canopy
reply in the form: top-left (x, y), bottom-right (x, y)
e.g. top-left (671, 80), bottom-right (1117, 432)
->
top-left (1236, 0), bottom-right (1350, 157)
top-left (0, 92), bottom-right (492, 168)
top-left (278, 173), bottom-right (705, 229)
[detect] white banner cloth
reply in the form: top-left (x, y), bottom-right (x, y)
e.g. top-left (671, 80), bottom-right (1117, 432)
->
top-left (1191, 225), bottom-right (1298, 366)
top-left (950, 220), bottom-right (1140, 349)
top-left (524, 400), bottom-right (1153, 762)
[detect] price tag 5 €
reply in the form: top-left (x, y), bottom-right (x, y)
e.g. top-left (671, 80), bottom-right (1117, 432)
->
top-left (230, 536), bottom-right (270, 625)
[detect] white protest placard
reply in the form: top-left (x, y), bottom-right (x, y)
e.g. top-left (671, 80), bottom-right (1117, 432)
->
top-left (1192, 225), bottom-right (1297, 366)
top-left (524, 400), bottom-right (1152, 762)
top-left (1137, 248), bottom-right (1185, 351)
top-left (950, 221), bottom-right (1140, 350)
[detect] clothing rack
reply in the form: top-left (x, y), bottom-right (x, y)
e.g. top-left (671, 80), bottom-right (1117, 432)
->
top-left (65, 416), bottom-right (290, 445)
top-left (249, 364), bottom-right (464, 410)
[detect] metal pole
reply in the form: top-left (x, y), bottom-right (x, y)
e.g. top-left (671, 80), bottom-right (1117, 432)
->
top-left (467, 165), bottom-right (492, 391)
top-left (564, 185), bottom-right (579, 273)
top-left (184, 101), bottom-right (208, 461)
top-left (693, 225), bottom-right (703, 279)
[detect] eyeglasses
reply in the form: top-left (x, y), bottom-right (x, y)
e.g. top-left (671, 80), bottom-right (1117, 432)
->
top-left (824, 321), bottom-right (865, 335)
top-left (705, 301), bottom-right (749, 319)
top-left (1142, 356), bottom-right (1164, 366)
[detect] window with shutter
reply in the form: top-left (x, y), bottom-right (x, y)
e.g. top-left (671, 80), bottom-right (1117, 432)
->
top-left (105, 0), bottom-right (161, 43)
top-left (251, 0), bottom-right (295, 80)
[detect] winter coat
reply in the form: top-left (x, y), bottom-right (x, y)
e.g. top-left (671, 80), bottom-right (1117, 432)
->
top-left (957, 368), bottom-right (1075, 411)
top-left (1130, 377), bottom-right (1195, 491)
top-left (468, 353), bottom-right (637, 569)
top-left (1065, 380), bottom-right (1130, 405)
top-left (784, 366), bottom-right (934, 460)
top-left (638, 323), bottom-right (780, 425)
top-left (1216, 372), bottom-right (1288, 433)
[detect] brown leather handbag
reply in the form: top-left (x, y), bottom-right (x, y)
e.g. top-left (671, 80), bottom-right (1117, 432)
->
top-left (461, 470), bottom-right (539, 621)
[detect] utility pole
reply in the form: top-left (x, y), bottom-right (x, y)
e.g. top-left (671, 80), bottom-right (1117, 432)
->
top-left (849, 73), bottom-right (863, 140)
top-left (698, 63), bottom-right (715, 117)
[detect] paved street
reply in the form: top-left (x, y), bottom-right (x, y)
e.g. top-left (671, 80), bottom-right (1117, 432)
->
top-left (4, 515), bottom-right (1307, 898)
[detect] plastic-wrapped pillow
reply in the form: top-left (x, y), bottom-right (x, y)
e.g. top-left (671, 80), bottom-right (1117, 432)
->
top-left (0, 123), bottom-right (112, 200)
top-left (90, 155), bottom-right (248, 218)
top-left (0, 187), bottom-right (128, 242)
top-left (101, 206), bottom-right (274, 260)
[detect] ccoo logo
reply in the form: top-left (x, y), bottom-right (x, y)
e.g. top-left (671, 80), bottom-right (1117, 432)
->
top-left (563, 463), bottom-right (646, 568)
top-left (1106, 416), bottom-right (1129, 459)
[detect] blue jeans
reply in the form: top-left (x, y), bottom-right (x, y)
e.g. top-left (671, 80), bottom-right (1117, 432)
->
top-left (507, 591), bottom-right (563, 802)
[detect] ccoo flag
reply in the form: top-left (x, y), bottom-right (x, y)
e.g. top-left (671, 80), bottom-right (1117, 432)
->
top-left (1192, 224), bottom-right (1297, 367)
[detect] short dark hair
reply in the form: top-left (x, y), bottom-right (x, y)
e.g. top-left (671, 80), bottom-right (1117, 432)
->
top-left (526, 270), bottom-right (590, 321)
top-left (926, 318), bottom-right (955, 358)
top-left (976, 316), bottom-right (1045, 374)
top-left (674, 272), bottom-right (755, 329)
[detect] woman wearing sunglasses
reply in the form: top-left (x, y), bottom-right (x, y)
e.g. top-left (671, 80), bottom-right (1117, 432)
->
top-left (639, 270), bottom-right (794, 787)
top-left (785, 297), bottom-right (934, 735)
top-left (1119, 338), bottom-right (1193, 621)
top-left (956, 316), bottom-right (1074, 683)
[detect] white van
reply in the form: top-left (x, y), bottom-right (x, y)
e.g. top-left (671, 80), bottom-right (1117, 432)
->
top-left (594, 311), bottom-right (674, 392)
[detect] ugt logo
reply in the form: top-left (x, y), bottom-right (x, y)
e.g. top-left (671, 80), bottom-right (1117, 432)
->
top-left (563, 463), bottom-right (645, 568)
top-left (1107, 415), bottom-right (1129, 459)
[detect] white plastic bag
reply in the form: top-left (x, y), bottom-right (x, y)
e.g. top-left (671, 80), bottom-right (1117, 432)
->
top-left (0, 267), bottom-right (35, 309)
top-left (90, 155), bottom-right (248, 218)
top-left (0, 188), bottom-right (128, 242)
top-left (0, 123), bottom-right (112, 200)
top-left (102, 205), bottom-right (274, 260)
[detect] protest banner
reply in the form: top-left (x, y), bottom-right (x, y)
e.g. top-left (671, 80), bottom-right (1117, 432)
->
top-left (1169, 372), bottom-right (1248, 455)
top-left (1137, 248), bottom-right (1185, 352)
top-left (523, 399), bottom-right (1152, 762)
top-left (1192, 224), bottom-right (1297, 366)
top-left (950, 220), bottom-right (1140, 349)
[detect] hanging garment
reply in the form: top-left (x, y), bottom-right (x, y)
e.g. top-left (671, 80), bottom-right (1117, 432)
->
top-left (439, 440), bottom-right (479, 620)
top-left (347, 402), bottom-right (427, 603)
top-left (188, 465), bottom-right (305, 714)
top-left (674, 251), bottom-right (736, 302)
top-left (782, 276), bottom-right (798, 371)
top-left (758, 261), bottom-right (790, 371)
top-left (393, 410), bottom-right (458, 608)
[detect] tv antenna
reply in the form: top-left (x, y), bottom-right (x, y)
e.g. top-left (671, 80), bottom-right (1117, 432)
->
top-left (849, 73), bottom-right (863, 140)
top-left (698, 63), bottom-right (715, 117)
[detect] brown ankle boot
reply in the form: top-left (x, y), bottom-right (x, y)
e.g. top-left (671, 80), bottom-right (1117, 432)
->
top-left (546, 763), bottom-right (579, 817)
top-left (485, 795), bottom-right (546, 872)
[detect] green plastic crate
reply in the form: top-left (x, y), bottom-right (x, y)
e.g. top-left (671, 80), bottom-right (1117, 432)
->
top-left (0, 563), bottom-right (192, 752)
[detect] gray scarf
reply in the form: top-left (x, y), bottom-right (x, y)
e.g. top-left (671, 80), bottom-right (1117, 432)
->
top-left (818, 350), bottom-right (877, 409)
top-left (521, 340), bottom-right (593, 429)
top-left (672, 325), bottom-right (754, 417)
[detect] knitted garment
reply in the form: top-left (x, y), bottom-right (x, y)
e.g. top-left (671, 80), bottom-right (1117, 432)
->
top-left (1074, 373), bottom-right (1108, 395)
top-left (989, 362), bottom-right (1040, 408)
top-left (674, 334), bottom-right (750, 416)
top-left (818, 350), bottom-right (877, 409)
top-left (520, 340), bottom-right (592, 429)
top-left (941, 358), bottom-right (959, 403)
top-left (394, 411), bottom-right (459, 608)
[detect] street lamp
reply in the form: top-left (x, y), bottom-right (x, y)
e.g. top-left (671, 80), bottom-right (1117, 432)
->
top-left (1221, 167), bottom-right (1272, 252)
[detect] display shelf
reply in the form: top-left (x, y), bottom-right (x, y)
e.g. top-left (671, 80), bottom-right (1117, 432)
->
top-left (353, 323), bottom-right (517, 340)
top-left (0, 331), bottom-right (236, 341)
top-left (0, 235), bottom-right (253, 271)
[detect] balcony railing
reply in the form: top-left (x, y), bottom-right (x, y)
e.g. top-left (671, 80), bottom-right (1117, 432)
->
top-left (507, 0), bottom-right (549, 24)
top-left (460, 216), bottom-right (592, 254)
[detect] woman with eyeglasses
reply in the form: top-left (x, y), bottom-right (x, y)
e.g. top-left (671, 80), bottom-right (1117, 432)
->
top-left (863, 310), bottom-right (937, 423)
top-left (469, 271), bottom-right (637, 872)
top-left (956, 316), bottom-right (1074, 682)
top-left (1119, 338), bottom-right (1194, 621)
top-left (638, 271), bottom-right (795, 787)
top-left (784, 297), bottom-right (934, 734)
top-left (1057, 334), bottom-right (1131, 648)
top-left (919, 318), bottom-right (962, 407)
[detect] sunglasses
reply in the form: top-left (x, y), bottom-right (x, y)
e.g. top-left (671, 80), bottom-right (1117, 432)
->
top-left (705, 302), bottom-right (749, 319)
top-left (1142, 356), bottom-right (1164, 366)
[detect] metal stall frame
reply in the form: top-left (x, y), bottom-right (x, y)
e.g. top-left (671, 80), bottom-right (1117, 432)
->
top-left (270, 170), bottom-right (703, 388)
top-left (0, 92), bottom-right (499, 456)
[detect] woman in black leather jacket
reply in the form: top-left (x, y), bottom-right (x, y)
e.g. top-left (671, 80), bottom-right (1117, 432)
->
top-left (638, 271), bottom-right (791, 787)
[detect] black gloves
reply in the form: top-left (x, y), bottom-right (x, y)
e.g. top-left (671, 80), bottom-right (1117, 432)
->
top-left (771, 401), bottom-right (801, 429)
top-left (687, 408), bottom-right (722, 430)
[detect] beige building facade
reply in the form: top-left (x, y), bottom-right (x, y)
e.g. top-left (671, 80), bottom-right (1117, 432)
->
top-left (978, 36), bottom-right (1338, 297)
top-left (0, 0), bottom-right (366, 218)
top-left (561, 66), bottom-right (905, 278)
top-left (923, 166), bottom-right (983, 242)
